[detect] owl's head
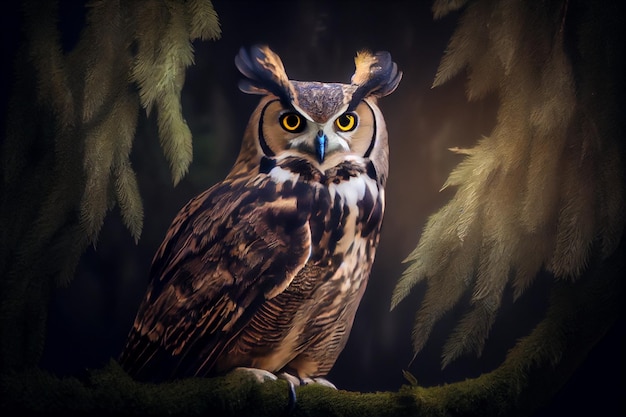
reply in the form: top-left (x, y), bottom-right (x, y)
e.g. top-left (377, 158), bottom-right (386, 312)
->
top-left (231, 45), bottom-right (401, 184)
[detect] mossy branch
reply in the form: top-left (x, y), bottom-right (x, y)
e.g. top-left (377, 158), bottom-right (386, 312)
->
top-left (1, 241), bottom-right (622, 417)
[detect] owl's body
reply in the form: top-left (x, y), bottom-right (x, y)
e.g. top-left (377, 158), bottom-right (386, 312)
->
top-left (120, 46), bottom-right (401, 382)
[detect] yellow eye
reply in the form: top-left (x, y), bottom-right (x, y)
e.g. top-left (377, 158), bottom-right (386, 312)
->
top-left (279, 112), bottom-right (305, 133)
top-left (335, 113), bottom-right (357, 132)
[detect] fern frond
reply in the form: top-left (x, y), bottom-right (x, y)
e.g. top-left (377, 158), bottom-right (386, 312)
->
top-left (80, 124), bottom-right (115, 244)
top-left (488, 0), bottom-right (526, 77)
top-left (392, 193), bottom-right (482, 310)
top-left (410, 258), bottom-right (472, 354)
top-left (130, 0), bottom-right (166, 113)
top-left (548, 143), bottom-right (595, 278)
top-left (432, 1), bottom-right (490, 88)
top-left (130, 0), bottom-right (195, 185)
top-left (48, 224), bottom-right (88, 287)
top-left (156, 95), bottom-right (193, 185)
top-left (112, 91), bottom-right (142, 242)
top-left (75, 0), bottom-right (127, 123)
top-left (114, 159), bottom-right (144, 244)
top-left (23, 1), bottom-right (74, 129)
top-left (510, 232), bottom-right (549, 301)
top-left (441, 296), bottom-right (500, 368)
top-left (187, 0), bottom-right (221, 41)
top-left (465, 46), bottom-right (501, 102)
top-left (80, 88), bottom-right (139, 243)
top-left (432, 0), bottom-right (470, 20)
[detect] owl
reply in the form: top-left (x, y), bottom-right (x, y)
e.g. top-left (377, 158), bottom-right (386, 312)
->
top-left (119, 45), bottom-right (401, 386)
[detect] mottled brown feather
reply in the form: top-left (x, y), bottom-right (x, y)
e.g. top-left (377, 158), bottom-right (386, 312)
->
top-left (120, 156), bottom-right (384, 381)
top-left (119, 174), bottom-right (313, 380)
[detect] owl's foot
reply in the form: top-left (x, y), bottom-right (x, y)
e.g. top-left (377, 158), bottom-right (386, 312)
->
top-left (301, 377), bottom-right (337, 389)
top-left (277, 372), bottom-right (337, 389)
top-left (276, 371), bottom-right (300, 386)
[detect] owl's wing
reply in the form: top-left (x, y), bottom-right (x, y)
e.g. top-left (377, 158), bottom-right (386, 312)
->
top-left (120, 178), bottom-right (312, 380)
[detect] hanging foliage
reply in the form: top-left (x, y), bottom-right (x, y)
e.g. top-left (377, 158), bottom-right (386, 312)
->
top-left (393, 0), bottom-right (625, 368)
top-left (0, 0), bottom-right (220, 372)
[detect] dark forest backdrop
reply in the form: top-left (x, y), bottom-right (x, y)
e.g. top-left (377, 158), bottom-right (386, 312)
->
top-left (1, 1), bottom-right (623, 416)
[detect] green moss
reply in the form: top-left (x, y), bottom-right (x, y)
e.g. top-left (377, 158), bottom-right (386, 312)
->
top-left (0, 361), bottom-right (293, 417)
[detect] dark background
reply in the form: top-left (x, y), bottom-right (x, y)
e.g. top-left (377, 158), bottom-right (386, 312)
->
top-left (2, 1), bottom-right (623, 415)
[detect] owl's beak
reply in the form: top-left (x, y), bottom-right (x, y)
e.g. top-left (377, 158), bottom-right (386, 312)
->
top-left (315, 130), bottom-right (327, 163)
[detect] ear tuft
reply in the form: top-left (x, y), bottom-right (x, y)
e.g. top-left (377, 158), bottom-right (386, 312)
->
top-left (235, 45), bottom-right (295, 104)
top-left (348, 50), bottom-right (402, 109)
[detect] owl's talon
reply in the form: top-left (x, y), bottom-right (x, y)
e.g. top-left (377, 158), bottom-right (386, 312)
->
top-left (277, 371), bottom-right (302, 386)
top-left (301, 377), bottom-right (337, 389)
top-left (232, 367), bottom-right (278, 383)
top-left (311, 377), bottom-right (337, 389)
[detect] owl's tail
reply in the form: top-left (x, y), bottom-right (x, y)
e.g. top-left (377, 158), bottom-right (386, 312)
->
top-left (392, 0), bottom-right (625, 367)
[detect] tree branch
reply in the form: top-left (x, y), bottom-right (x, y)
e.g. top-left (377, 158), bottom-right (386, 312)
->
top-left (2, 241), bottom-right (622, 417)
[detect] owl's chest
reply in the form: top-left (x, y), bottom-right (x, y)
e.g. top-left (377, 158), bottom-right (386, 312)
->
top-left (307, 173), bottom-right (385, 262)
top-left (227, 168), bottom-right (385, 373)
top-left (262, 159), bottom-right (384, 259)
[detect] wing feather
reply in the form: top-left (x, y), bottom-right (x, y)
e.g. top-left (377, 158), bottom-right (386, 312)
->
top-left (120, 176), bottom-right (312, 380)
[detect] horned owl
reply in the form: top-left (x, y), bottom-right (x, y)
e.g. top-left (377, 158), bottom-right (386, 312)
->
top-left (119, 45), bottom-right (401, 385)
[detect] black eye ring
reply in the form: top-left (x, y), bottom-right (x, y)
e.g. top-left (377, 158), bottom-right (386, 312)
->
top-left (335, 112), bottom-right (358, 132)
top-left (279, 112), bottom-right (305, 133)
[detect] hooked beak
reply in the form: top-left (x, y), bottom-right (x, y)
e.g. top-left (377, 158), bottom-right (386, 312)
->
top-left (314, 130), bottom-right (327, 163)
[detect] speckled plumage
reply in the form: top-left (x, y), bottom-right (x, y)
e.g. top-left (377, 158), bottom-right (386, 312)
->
top-left (119, 45), bottom-right (401, 383)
